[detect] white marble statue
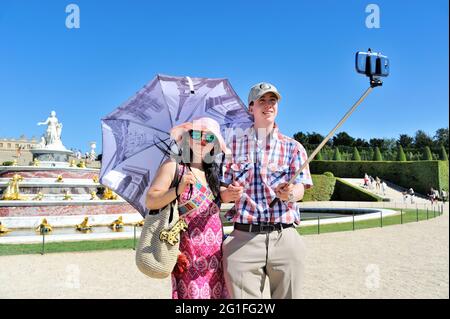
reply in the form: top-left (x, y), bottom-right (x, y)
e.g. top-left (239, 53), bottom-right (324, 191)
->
top-left (89, 142), bottom-right (97, 161)
top-left (36, 111), bottom-right (66, 150)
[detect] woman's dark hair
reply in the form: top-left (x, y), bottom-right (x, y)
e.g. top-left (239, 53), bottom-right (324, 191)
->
top-left (155, 135), bottom-right (221, 199)
top-left (188, 148), bottom-right (221, 199)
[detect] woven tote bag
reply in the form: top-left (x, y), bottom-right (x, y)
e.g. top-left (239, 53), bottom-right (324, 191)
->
top-left (135, 162), bottom-right (184, 279)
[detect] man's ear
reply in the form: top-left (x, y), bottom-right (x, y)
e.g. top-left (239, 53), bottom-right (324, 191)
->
top-left (248, 103), bottom-right (254, 114)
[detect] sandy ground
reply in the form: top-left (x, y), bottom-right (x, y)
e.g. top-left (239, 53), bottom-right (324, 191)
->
top-left (1, 206), bottom-right (448, 299)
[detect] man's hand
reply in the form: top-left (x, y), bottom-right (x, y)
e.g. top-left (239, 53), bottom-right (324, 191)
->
top-left (220, 181), bottom-right (244, 202)
top-left (275, 182), bottom-right (295, 201)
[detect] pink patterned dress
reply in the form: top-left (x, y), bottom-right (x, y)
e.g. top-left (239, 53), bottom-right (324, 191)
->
top-left (171, 164), bottom-right (229, 299)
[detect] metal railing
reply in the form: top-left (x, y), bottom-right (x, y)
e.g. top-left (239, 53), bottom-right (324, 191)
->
top-left (297, 202), bottom-right (445, 236)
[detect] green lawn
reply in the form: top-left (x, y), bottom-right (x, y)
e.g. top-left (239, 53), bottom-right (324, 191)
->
top-left (0, 207), bottom-right (443, 256)
top-left (0, 238), bottom-right (136, 256)
top-left (297, 208), bottom-right (442, 235)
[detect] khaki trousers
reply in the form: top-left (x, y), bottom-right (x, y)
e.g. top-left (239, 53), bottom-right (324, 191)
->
top-left (222, 226), bottom-right (306, 299)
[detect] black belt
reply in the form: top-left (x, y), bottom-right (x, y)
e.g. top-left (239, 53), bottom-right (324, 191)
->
top-left (234, 222), bottom-right (294, 233)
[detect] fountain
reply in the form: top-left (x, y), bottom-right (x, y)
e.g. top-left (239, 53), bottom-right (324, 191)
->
top-left (0, 111), bottom-right (141, 243)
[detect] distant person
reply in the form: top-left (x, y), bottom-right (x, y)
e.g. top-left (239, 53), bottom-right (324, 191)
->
top-left (434, 189), bottom-right (440, 201)
top-left (440, 189), bottom-right (448, 203)
top-left (402, 191), bottom-right (408, 204)
top-left (408, 188), bottom-right (415, 204)
top-left (428, 188), bottom-right (437, 205)
top-left (375, 176), bottom-right (381, 191)
top-left (363, 173), bottom-right (369, 188)
top-left (381, 180), bottom-right (387, 196)
top-left (369, 175), bottom-right (374, 189)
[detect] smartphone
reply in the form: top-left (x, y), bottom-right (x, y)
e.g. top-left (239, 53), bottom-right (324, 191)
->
top-left (355, 51), bottom-right (389, 77)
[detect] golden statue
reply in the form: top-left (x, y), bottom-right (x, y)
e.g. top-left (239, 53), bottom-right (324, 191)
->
top-left (90, 191), bottom-right (99, 200)
top-left (92, 175), bottom-right (99, 183)
top-left (78, 160), bottom-right (86, 168)
top-left (135, 220), bottom-right (144, 227)
top-left (32, 192), bottom-right (44, 201)
top-left (110, 216), bottom-right (124, 230)
top-left (0, 222), bottom-right (11, 235)
top-left (76, 217), bottom-right (92, 231)
top-left (2, 174), bottom-right (26, 200)
top-left (103, 188), bottom-right (118, 200)
top-left (32, 158), bottom-right (40, 167)
top-left (56, 175), bottom-right (64, 182)
top-left (69, 159), bottom-right (76, 167)
top-left (63, 190), bottom-right (73, 200)
top-left (36, 218), bottom-right (52, 234)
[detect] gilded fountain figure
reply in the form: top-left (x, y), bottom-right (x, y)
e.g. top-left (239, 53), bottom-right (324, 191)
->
top-left (1, 174), bottom-right (26, 200)
top-left (35, 218), bottom-right (52, 234)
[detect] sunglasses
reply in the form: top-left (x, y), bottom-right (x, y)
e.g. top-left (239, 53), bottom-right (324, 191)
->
top-left (188, 130), bottom-right (216, 143)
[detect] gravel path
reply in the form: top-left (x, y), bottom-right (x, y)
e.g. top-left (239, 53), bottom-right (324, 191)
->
top-left (1, 206), bottom-right (448, 299)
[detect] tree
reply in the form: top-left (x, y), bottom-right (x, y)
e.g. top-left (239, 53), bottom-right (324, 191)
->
top-left (434, 127), bottom-right (449, 148)
top-left (369, 138), bottom-right (384, 148)
top-left (422, 146), bottom-right (433, 160)
top-left (398, 134), bottom-right (414, 148)
top-left (414, 130), bottom-right (433, 149)
top-left (332, 132), bottom-right (355, 147)
top-left (315, 150), bottom-right (323, 160)
top-left (382, 138), bottom-right (397, 150)
top-left (333, 147), bottom-right (342, 161)
top-left (354, 138), bottom-right (370, 148)
top-left (293, 132), bottom-right (308, 147)
top-left (406, 152), bottom-right (414, 161)
top-left (352, 147), bottom-right (361, 161)
top-left (307, 132), bottom-right (325, 146)
top-left (396, 145), bottom-right (406, 161)
top-left (373, 147), bottom-right (383, 161)
top-left (368, 148), bottom-right (374, 161)
top-left (439, 144), bottom-right (448, 161)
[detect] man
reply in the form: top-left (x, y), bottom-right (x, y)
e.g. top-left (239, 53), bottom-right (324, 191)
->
top-left (220, 82), bottom-right (313, 299)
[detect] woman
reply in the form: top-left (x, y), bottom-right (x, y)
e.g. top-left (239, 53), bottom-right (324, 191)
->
top-left (146, 117), bottom-right (231, 299)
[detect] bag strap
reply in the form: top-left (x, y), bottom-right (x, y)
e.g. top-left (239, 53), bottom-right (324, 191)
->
top-left (148, 161), bottom-right (182, 217)
top-left (168, 161), bottom-right (182, 223)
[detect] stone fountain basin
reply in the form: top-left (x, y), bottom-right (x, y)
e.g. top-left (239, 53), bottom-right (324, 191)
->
top-left (0, 166), bottom-right (99, 172)
top-left (0, 212), bottom-right (142, 229)
top-left (0, 198), bottom-right (127, 206)
top-left (0, 178), bottom-right (100, 187)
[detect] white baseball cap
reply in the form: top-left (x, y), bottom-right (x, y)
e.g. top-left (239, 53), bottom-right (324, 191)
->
top-left (248, 82), bottom-right (282, 106)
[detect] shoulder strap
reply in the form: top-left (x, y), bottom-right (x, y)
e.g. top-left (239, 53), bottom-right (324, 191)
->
top-left (147, 161), bottom-right (180, 217)
top-left (168, 161), bottom-right (180, 223)
top-left (169, 161), bottom-right (180, 189)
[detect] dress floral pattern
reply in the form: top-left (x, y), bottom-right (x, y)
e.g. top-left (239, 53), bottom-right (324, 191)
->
top-left (171, 164), bottom-right (229, 299)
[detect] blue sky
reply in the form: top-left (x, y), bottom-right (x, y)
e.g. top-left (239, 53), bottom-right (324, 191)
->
top-left (0, 0), bottom-right (448, 153)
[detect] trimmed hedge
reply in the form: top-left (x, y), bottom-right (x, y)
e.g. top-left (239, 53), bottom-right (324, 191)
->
top-left (332, 178), bottom-right (382, 201)
top-left (439, 161), bottom-right (449, 191)
top-left (303, 174), bottom-right (382, 202)
top-left (310, 160), bottom-right (449, 195)
top-left (352, 147), bottom-right (361, 161)
top-left (303, 174), bottom-right (336, 201)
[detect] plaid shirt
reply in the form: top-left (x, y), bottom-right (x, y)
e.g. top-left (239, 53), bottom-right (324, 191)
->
top-left (221, 124), bottom-right (313, 225)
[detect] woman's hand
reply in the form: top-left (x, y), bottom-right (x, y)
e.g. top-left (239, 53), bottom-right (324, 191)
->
top-left (220, 181), bottom-right (244, 202)
top-left (177, 171), bottom-right (196, 195)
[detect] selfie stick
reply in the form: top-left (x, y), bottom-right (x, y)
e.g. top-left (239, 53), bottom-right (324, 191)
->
top-left (269, 75), bottom-right (384, 208)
